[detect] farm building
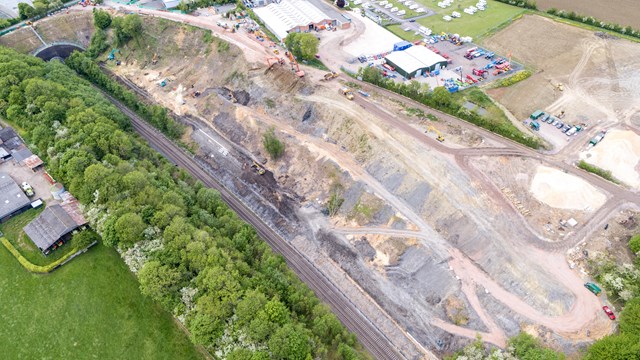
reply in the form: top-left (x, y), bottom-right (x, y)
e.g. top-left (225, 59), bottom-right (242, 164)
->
top-left (253, 0), bottom-right (348, 40)
top-left (23, 204), bottom-right (84, 255)
top-left (385, 45), bottom-right (449, 79)
top-left (0, 172), bottom-right (32, 223)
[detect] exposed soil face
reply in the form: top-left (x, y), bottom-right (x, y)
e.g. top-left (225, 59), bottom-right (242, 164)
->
top-left (534, 0), bottom-right (640, 28)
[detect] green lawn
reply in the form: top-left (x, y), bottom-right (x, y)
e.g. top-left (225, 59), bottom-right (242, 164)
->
top-left (386, 24), bottom-right (423, 41)
top-left (0, 244), bottom-right (204, 360)
top-left (0, 207), bottom-right (78, 266)
top-left (413, 0), bottom-right (525, 39)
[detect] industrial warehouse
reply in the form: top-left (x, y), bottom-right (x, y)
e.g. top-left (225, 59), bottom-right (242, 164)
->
top-left (384, 43), bottom-right (449, 79)
top-left (253, 0), bottom-right (348, 40)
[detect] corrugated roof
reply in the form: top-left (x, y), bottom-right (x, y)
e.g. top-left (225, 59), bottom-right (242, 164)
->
top-left (23, 154), bottom-right (43, 169)
top-left (254, 0), bottom-right (332, 39)
top-left (385, 45), bottom-right (448, 74)
top-left (12, 147), bottom-right (33, 163)
top-left (24, 204), bottom-right (79, 251)
top-left (0, 172), bottom-right (30, 219)
top-left (60, 191), bottom-right (87, 227)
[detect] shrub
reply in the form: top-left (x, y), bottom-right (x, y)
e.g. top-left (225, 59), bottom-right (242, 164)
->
top-left (495, 70), bottom-right (532, 87)
top-left (262, 127), bottom-right (285, 159)
top-left (1, 238), bottom-right (79, 273)
top-left (578, 160), bottom-right (617, 183)
top-left (93, 9), bottom-right (112, 29)
top-left (629, 235), bottom-right (640, 254)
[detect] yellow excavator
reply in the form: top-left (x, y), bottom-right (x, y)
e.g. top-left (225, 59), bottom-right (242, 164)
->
top-left (427, 125), bottom-right (445, 142)
top-left (251, 161), bottom-right (265, 175)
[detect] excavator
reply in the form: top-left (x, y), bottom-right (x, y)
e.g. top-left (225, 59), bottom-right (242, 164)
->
top-left (322, 71), bottom-right (339, 81)
top-left (426, 125), bottom-right (445, 142)
top-left (266, 57), bottom-right (285, 68)
top-left (251, 161), bottom-right (265, 175)
top-left (549, 79), bottom-right (564, 91)
top-left (285, 51), bottom-right (305, 78)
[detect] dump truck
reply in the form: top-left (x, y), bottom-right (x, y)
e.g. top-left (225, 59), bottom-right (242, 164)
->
top-left (339, 87), bottom-right (354, 100)
top-left (589, 131), bottom-right (607, 146)
top-left (323, 71), bottom-right (339, 81)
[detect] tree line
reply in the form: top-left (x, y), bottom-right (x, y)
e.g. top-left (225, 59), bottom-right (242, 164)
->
top-left (357, 66), bottom-right (542, 149)
top-left (0, 46), bottom-right (368, 359)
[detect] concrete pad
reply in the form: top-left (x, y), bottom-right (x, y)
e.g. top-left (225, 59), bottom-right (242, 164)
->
top-left (530, 165), bottom-right (606, 211)
top-left (580, 129), bottom-right (640, 188)
top-left (344, 16), bottom-right (402, 57)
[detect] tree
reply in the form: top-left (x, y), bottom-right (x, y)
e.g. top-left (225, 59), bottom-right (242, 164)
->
top-left (18, 3), bottom-right (36, 19)
top-left (284, 33), bottom-right (319, 61)
top-left (336, 0), bottom-right (346, 8)
top-left (138, 260), bottom-right (182, 308)
top-left (584, 333), bottom-right (640, 360)
top-left (432, 86), bottom-right (452, 108)
top-left (114, 212), bottom-right (146, 245)
top-left (508, 332), bottom-right (564, 360)
top-left (112, 14), bottom-right (142, 45)
top-left (268, 324), bottom-right (311, 360)
top-left (93, 9), bottom-right (112, 30)
top-left (630, 234), bottom-right (640, 254)
top-left (263, 127), bottom-right (285, 159)
top-left (620, 298), bottom-right (640, 335)
top-left (72, 229), bottom-right (100, 249)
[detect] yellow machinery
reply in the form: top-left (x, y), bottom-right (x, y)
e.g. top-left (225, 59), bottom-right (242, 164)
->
top-left (251, 161), bottom-right (265, 175)
top-left (339, 87), bottom-right (354, 100)
top-left (427, 125), bottom-right (445, 142)
top-left (323, 71), bottom-right (339, 81)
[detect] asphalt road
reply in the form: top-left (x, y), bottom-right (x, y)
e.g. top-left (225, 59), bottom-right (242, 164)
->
top-left (98, 89), bottom-right (406, 360)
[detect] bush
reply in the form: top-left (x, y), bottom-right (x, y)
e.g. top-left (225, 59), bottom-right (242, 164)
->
top-left (495, 70), bottom-right (532, 87)
top-left (86, 28), bottom-right (109, 58)
top-left (578, 160), bottom-right (617, 183)
top-left (93, 9), bottom-right (112, 29)
top-left (630, 235), bottom-right (640, 254)
top-left (494, 0), bottom-right (537, 9)
top-left (262, 127), bottom-right (285, 159)
top-left (72, 230), bottom-right (100, 249)
top-left (546, 8), bottom-right (640, 39)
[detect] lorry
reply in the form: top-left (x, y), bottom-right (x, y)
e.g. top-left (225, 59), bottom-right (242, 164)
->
top-left (339, 87), bottom-right (355, 100)
top-left (589, 131), bottom-right (607, 146)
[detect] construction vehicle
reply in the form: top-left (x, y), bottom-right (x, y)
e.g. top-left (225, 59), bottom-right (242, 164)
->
top-left (20, 182), bottom-right (34, 197)
top-left (584, 282), bottom-right (602, 296)
top-left (556, 110), bottom-right (566, 119)
top-left (285, 51), bottom-right (305, 77)
top-left (251, 161), bottom-right (265, 175)
top-left (472, 68), bottom-right (487, 78)
top-left (339, 87), bottom-right (354, 100)
top-left (322, 71), bottom-right (339, 81)
top-left (549, 80), bottom-right (564, 91)
top-left (273, 49), bottom-right (279, 55)
top-left (466, 74), bottom-right (478, 83)
top-left (589, 131), bottom-right (607, 146)
top-left (266, 57), bottom-right (285, 68)
top-left (159, 79), bottom-right (167, 87)
top-left (152, 53), bottom-right (158, 65)
top-left (107, 48), bottom-right (120, 61)
top-left (426, 125), bottom-right (445, 142)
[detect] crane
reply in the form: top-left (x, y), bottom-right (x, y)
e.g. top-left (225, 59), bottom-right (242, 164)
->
top-left (285, 51), bottom-right (305, 78)
top-left (426, 125), bottom-right (445, 142)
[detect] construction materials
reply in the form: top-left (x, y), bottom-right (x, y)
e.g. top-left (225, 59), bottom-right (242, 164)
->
top-left (339, 87), bottom-right (355, 100)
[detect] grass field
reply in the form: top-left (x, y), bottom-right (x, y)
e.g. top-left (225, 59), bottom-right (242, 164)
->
top-left (0, 244), bottom-right (204, 360)
top-left (415, 0), bottom-right (525, 38)
top-left (386, 24), bottom-right (422, 41)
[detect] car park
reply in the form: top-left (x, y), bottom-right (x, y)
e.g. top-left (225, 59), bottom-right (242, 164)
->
top-left (603, 306), bottom-right (616, 320)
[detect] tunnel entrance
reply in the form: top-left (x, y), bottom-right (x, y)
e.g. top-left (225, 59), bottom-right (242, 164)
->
top-left (34, 43), bottom-right (85, 61)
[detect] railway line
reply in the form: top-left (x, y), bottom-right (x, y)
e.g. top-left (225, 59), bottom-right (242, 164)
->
top-left (99, 90), bottom-right (407, 360)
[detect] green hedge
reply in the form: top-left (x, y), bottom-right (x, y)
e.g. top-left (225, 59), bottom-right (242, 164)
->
top-left (578, 160), bottom-right (618, 183)
top-left (546, 8), bottom-right (640, 39)
top-left (494, 70), bottom-right (532, 87)
top-left (1, 238), bottom-right (79, 273)
top-left (494, 0), bottom-right (537, 10)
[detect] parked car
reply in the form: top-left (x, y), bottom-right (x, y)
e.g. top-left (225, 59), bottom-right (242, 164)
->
top-left (540, 113), bottom-right (550, 123)
top-left (556, 122), bottom-right (564, 129)
top-left (566, 126), bottom-right (578, 136)
top-left (603, 306), bottom-right (616, 320)
top-left (547, 116), bottom-right (556, 124)
top-left (409, 19), bottom-right (416, 22)
top-left (552, 120), bottom-right (560, 127)
top-left (561, 124), bottom-right (572, 133)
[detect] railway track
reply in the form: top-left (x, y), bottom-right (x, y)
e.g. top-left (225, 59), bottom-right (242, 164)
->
top-left (100, 90), bottom-right (406, 360)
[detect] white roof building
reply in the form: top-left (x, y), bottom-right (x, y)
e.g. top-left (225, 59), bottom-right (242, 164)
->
top-left (162, 0), bottom-right (181, 9)
top-left (385, 45), bottom-right (448, 78)
top-left (253, 0), bottom-right (334, 40)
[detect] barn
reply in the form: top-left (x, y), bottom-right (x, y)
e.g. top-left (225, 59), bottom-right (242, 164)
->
top-left (384, 45), bottom-right (448, 79)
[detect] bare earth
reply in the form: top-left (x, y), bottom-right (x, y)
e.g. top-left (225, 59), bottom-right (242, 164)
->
top-left (534, 0), bottom-right (640, 28)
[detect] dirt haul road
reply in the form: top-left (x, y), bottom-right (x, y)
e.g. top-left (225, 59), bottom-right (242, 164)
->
top-left (85, 5), bottom-right (635, 352)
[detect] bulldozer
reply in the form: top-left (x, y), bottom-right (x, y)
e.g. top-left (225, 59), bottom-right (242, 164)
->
top-left (251, 161), bottom-right (266, 175)
top-left (426, 125), bottom-right (445, 142)
top-left (550, 80), bottom-right (564, 91)
top-left (339, 87), bottom-right (354, 100)
top-left (152, 53), bottom-right (158, 65)
top-left (322, 71), bottom-right (339, 81)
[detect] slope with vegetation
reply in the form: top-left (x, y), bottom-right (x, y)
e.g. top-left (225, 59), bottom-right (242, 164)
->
top-left (0, 43), bottom-right (367, 359)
